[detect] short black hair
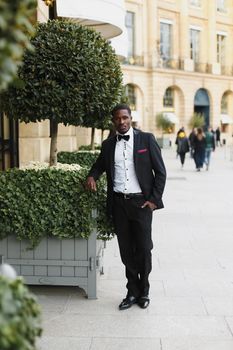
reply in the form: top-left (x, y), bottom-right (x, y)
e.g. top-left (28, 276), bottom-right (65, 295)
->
top-left (111, 104), bottom-right (131, 117)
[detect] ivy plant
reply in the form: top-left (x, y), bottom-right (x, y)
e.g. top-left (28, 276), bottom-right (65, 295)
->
top-left (0, 276), bottom-right (42, 350)
top-left (57, 151), bottom-right (100, 169)
top-left (0, 167), bottom-right (114, 248)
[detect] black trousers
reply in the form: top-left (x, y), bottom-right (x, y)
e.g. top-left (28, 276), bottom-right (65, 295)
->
top-left (179, 152), bottom-right (186, 165)
top-left (112, 194), bottom-right (153, 297)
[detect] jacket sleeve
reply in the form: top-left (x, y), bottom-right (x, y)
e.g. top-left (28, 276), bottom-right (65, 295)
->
top-left (148, 134), bottom-right (167, 206)
top-left (87, 143), bottom-right (106, 181)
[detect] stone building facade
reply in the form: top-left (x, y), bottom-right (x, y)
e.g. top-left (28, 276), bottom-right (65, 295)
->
top-left (1, 0), bottom-right (233, 168)
top-left (123, 0), bottom-right (233, 145)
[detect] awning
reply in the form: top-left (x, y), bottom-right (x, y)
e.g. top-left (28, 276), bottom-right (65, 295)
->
top-left (56, 0), bottom-right (125, 39)
top-left (220, 114), bottom-right (233, 124)
top-left (163, 112), bottom-right (179, 124)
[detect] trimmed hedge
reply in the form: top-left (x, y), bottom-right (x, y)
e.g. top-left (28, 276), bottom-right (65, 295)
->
top-left (0, 276), bottom-right (42, 350)
top-left (78, 145), bottom-right (101, 151)
top-left (0, 167), bottom-right (114, 248)
top-left (57, 151), bottom-right (100, 169)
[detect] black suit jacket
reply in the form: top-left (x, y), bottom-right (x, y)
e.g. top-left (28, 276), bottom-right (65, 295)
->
top-left (88, 129), bottom-right (167, 217)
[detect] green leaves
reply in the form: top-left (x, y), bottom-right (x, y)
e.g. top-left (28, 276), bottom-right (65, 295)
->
top-left (1, 19), bottom-right (123, 126)
top-left (0, 0), bottom-right (36, 91)
top-left (0, 276), bottom-right (42, 350)
top-left (57, 151), bottom-right (100, 168)
top-left (0, 164), bottom-right (114, 248)
top-left (189, 112), bottom-right (205, 128)
top-left (156, 112), bottom-right (174, 134)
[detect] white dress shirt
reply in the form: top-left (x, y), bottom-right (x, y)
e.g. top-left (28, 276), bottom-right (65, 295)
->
top-left (113, 127), bottom-right (142, 194)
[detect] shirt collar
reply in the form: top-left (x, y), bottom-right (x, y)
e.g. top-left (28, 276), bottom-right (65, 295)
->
top-left (116, 127), bottom-right (133, 137)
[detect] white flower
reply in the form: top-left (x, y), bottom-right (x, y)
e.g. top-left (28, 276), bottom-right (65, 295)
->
top-left (0, 264), bottom-right (17, 279)
top-left (20, 162), bottom-right (83, 172)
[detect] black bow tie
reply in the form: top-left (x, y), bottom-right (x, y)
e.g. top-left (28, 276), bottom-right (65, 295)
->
top-left (117, 134), bottom-right (130, 141)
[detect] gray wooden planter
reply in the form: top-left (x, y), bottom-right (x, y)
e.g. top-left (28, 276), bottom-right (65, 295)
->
top-left (0, 229), bottom-right (104, 299)
top-left (156, 137), bottom-right (171, 149)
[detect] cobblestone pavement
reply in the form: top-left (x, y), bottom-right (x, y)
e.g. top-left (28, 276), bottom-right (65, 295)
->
top-left (35, 146), bottom-right (233, 350)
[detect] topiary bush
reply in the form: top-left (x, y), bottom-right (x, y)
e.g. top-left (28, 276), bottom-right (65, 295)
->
top-left (0, 166), bottom-right (114, 248)
top-left (78, 144), bottom-right (101, 151)
top-left (156, 112), bottom-right (174, 135)
top-left (0, 19), bottom-right (123, 165)
top-left (57, 151), bottom-right (100, 168)
top-left (0, 276), bottom-right (42, 350)
top-left (189, 112), bottom-right (205, 129)
top-left (0, 0), bottom-right (36, 91)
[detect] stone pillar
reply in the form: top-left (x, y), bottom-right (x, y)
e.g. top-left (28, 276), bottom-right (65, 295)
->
top-left (146, 0), bottom-right (158, 69)
top-left (179, 0), bottom-right (192, 71)
top-left (207, 2), bottom-right (219, 74)
top-left (145, 0), bottom-right (158, 132)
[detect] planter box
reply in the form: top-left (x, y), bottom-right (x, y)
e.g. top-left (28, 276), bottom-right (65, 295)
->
top-left (156, 137), bottom-right (171, 149)
top-left (0, 229), bottom-right (104, 299)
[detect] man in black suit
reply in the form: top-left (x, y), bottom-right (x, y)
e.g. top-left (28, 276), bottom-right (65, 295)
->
top-left (86, 104), bottom-right (166, 310)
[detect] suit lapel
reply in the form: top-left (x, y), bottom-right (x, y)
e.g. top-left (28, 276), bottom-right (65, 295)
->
top-left (108, 136), bottom-right (116, 181)
top-left (133, 129), bottom-right (140, 172)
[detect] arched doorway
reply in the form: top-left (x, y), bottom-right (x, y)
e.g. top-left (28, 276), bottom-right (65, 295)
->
top-left (194, 88), bottom-right (210, 129)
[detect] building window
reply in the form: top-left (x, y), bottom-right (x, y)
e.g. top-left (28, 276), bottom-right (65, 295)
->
top-left (217, 0), bottom-right (227, 12)
top-left (221, 93), bottom-right (228, 113)
top-left (163, 87), bottom-right (174, 108)
top-left (160, 22), bottom-right (172, 62)
top-left (125, 84), bottom-right (136, 111)
top-left (217, 34), bottom-right (226, 64)
top-left (125, 11), bottom-right (135, 58)
top-left (190, 29), bottom-right (200, 62)
top-left (190, 0), bottom-right (201, 7)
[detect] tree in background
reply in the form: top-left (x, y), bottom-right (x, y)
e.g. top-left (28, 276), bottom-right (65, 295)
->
top-left (1, 20), bottom-right (123, 165)
top-left (0, 0), bottom-right (36, 91)
top-left (82, 89), bottom-right (128, 149)
top-left (189, 112), bottom-right (205, 129)
top-left (156, 112), bottom-right (174, 136)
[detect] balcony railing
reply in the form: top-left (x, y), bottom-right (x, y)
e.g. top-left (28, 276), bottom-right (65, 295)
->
top-left (122, 55), bottom-right (144, 66)
top-left (220, 65), bottom-right (233, 76)
top-left (156, 57), bottom-right (182, 70)
top-left (194, 62), bottom-right (209, 73)
top-left (123, 54), bottom-right (233, 77)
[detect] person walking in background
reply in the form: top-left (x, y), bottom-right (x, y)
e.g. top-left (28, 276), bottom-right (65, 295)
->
top-left (175, 129), bottom-right (190, 168)
top-left (86, 104), bottom-right (166, 310)
top-left (205, 126), bottom-right (215, 170)
top-left (215, 126), bottom-right (222, 146)
top-left (188, 127), bottom-right (197, 158)
top-left (193, 127), bottom-right (206, 171)
top-left (175, 127), bottom-right (184, 158)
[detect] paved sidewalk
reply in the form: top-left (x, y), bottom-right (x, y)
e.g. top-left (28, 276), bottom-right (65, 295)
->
top-left (35, 146), bottom-right (233, 350)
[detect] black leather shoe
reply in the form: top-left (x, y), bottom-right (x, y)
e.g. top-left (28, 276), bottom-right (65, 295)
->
top-left (119, 295), bottom-right (137, 310)
top-left (138, 295), bottom-right (150, 309)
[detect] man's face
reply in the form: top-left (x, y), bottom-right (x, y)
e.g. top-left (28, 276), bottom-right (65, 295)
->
top-left (112, 109), bottom-right (132, 134)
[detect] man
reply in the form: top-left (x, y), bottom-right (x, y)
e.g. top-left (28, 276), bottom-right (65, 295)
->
top-left (86, 104), bottom-right (166, 310)
top-left (205, 126), bottom-right (215, 170)
top-left (215, 126), bottom-right (222, 146)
